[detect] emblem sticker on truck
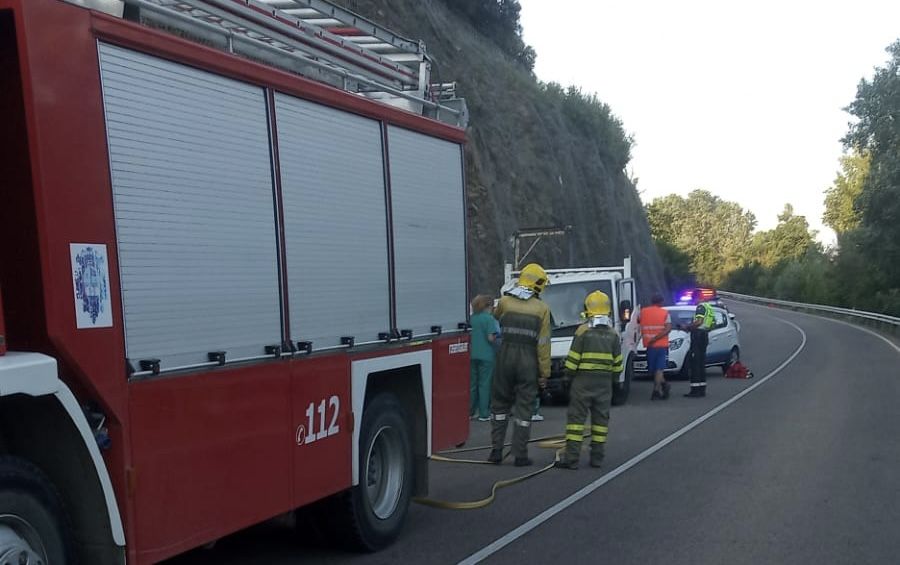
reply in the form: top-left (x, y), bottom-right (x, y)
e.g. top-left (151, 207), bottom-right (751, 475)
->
top-left (449, 342), bottom-right (468, 355)
top-left (70, 244), bottom-right (113, 329)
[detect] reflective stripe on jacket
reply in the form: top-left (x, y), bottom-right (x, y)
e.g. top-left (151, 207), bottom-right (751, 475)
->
top-left (564, 323), bottom-right (623, 375)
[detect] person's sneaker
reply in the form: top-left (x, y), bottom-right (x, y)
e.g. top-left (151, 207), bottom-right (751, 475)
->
top-left (651, 389), bottom-right (662, 401)
top-left (487, 450), bottom-right (503, 464)
top-left (531, 414), bottom-right (544, 422)
top-left (477, 417), bottom-right (490, 422)
top-left (554, 459), bottom-right (579, 470)
top-left (662, 382), bottom-right (671, 400)
top-left (513, 457), bottom-right (533, 467)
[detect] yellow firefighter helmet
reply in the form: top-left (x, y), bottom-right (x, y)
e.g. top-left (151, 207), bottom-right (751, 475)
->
top-left (518, 263), bottom-right (549, 295)
top-left (584, 291), bottom-right (611, 317)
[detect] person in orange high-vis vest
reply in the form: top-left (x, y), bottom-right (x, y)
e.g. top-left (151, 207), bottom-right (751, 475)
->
top-left (638, 294), bottom-right (672, 400)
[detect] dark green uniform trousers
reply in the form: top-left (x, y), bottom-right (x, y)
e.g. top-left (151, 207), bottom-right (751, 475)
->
top-left (562, 374), bottom-right (613, 466)
top-left (490, 344), bottom-right (539, 459)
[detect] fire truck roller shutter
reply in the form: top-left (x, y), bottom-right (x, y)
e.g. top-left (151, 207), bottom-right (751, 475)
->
top-left (275, 94), bottom-right (390, 348)
top-left (98, 44), bottom-right (282, 370)
top-left (387, 127), bottom-right (466, 337)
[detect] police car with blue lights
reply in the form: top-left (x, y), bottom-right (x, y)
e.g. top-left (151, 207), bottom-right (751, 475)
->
top-left (634, 294), bottom-right (741, 378)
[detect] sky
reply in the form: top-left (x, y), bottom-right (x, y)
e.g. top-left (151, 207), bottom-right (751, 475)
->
top-left (517, 0), bottom-right (900, 245)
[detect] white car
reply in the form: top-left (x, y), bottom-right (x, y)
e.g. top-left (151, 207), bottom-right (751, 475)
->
top-left (634, 305), bottom-right (740, 378)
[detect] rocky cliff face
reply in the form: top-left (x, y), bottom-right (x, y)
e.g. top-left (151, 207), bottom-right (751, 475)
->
top-left (337, 0), bottom-right (668, 301)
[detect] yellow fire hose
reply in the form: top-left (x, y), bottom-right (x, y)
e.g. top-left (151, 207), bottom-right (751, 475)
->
top-left (413, 434), bottom-right (581, 510)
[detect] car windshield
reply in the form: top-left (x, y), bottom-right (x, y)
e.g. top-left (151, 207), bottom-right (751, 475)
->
top-left (541, 280), bottom-right (614, 328)
top-left (665, 308), bottom-right (696, 327)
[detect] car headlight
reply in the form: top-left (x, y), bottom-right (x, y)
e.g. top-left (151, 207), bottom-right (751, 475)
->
top-left (669, 338), bottom-right (684, 351)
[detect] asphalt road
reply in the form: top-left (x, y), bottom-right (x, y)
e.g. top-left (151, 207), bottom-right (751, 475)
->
top-left (165, 301), bottom-right (900, 565)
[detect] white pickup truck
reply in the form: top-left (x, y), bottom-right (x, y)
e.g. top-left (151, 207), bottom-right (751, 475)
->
top-left (501, 258), bottom-right (639, 405)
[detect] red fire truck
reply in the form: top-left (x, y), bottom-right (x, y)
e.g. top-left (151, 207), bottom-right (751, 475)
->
top-left (0, 0), bottom-right (471, 563)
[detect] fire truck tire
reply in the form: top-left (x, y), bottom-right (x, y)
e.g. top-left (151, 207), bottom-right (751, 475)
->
top-left (0, 456), bottom-right (75, 565)
top-left (329, 393), bottom-right (413, 552)
top-left (611, 354), bottom-right (633, 406)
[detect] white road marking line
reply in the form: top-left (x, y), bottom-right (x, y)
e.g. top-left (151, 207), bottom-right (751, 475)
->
top-left (458, 316), bottom-right (807, 565)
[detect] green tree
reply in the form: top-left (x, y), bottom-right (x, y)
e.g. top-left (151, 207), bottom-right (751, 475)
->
top-left (769, 249), bottom-right (833, 304)
top-left (646, 190), bottom-right (756, 286)
top-left (823, 151), bottom-right (869, 234)
top-left (751, 204), bottom-right (817, 268)
top-left (842, 40), bottom-right (900, 287)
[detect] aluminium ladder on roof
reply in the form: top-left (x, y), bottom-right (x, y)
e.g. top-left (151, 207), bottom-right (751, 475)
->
top-left (88, 0), bottom-right (467, 125)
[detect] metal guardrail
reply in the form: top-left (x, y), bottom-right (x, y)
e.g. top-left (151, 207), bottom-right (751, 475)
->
top-left (719, 290), bottom-right (900, 336)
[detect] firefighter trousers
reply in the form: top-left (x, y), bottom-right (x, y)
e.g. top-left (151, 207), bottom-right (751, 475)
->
top-left (563, 373), bottom-right (612, 466)
top-left (490, 344), bottom-right (539, 459)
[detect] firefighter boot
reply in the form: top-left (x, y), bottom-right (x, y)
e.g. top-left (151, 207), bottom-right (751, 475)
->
top-left (554, 458), bottom-right (578, 470)
top-left (488, 415), bottom-right (509, 464)
top-left (560, 438), bottom-right (581, 469)
top-left (511, 420), bottom-right (532, 466)
top-left (590, 443), bottom-right (605, 468)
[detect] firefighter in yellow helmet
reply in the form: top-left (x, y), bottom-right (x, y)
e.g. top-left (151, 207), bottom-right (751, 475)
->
top-left (488, 263), bottom-right (551, 466)
top-left (554, 290), bottom-right (623, 469)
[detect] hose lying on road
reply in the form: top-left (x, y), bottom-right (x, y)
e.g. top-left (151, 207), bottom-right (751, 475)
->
top-left (413, 434), bottom-right (577, 510)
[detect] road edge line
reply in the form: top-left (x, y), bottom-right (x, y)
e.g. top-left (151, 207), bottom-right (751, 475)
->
top-left (457, 317), bottom-right (807, 565)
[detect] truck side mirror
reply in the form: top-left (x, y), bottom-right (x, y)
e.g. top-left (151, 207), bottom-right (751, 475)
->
top-left (618, 300), bottom-right (632, 330)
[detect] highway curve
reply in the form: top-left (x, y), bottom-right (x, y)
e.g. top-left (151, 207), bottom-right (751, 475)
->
top-left (165, 300), bottom-right (900, 565)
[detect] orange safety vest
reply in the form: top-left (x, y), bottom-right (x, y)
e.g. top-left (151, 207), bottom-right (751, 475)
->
top-left (639, 305), bottom-right (670, 348)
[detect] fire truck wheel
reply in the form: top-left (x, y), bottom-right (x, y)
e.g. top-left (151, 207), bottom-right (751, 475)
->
top-left (331, 393), bottom-right (413, 552)
top-left (0, 456), bottom-right (74, 565)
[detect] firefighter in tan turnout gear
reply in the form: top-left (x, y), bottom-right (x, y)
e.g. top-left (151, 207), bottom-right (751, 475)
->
top-left (488, 263), bottom-right (552, 467)
top-left (555, 291), bottom-right (624, 469)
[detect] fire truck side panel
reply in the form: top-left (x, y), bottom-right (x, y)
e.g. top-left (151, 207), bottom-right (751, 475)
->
top-left (431, 337), bottom-right (471, 449)
top-left (388, 126), bottom-right (468, 337)
top-left (127, 364), bottom-right (293, 564)
top-left (0, 8), bottom-right (45, 357)
top-left (98, 42), bottom-right (284, 371)
top-left (5, 1), bottom-right (135, 552)
top-left (275, 93), bottom-right (392, 349)
top-left (290, 355), bottom-right (353, 507)
top-left (5, 0), bottom-right (130, 421)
